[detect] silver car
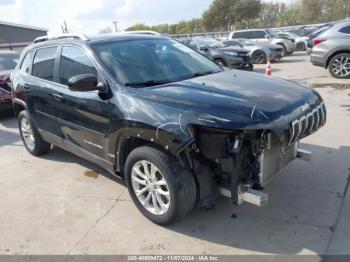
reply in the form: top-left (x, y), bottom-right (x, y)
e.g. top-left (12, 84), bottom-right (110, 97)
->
top-left (223, 39), bottom-right (284, 64)
top-left (276, 31), bottom-right (308, 51)
top-left (311, 20), bottom-right (350, 79)
top-left (229, 29), bottom-right (296, 56)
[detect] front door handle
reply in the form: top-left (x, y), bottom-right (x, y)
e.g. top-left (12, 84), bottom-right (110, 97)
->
top-left (23, 84), bottom-right (30, 90)
top-left (52, 93), bottom-right (64, 103)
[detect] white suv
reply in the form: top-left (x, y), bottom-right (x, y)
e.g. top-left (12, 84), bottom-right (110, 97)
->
top-left (229, 29), bottom-right (296, 56)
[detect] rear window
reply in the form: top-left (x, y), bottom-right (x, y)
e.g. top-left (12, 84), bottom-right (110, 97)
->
top-left (32, 47), bottom-right (58, 81)
top-left (339, 26), bottom-right (350, 34)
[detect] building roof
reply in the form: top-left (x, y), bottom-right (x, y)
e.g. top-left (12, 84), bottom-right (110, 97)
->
top-left (0, 20), bottom-right (48, 32)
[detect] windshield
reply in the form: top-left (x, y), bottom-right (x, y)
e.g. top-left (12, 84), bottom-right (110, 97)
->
top-left (266, 29), bottom-right (278, 38)
top-left (92, 38), bottom-right (221, 86)
top-left (0, 54), bottom-right (19, 71)
top-left (239, 39), bottom-right (255, 46)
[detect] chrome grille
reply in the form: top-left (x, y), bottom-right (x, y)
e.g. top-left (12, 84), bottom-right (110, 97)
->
top-left (288, 102), bottom-right (326, 145)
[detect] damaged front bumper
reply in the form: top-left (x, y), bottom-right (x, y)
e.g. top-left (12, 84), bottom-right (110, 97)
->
top-left (184, 102), bottom-right (326, 208)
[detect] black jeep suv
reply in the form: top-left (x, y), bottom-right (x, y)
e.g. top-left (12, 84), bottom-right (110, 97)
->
top-left (11, 33), bottom-right (326, 225)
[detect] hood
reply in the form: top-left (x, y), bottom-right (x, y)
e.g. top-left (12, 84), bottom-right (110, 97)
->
top-left (215, 46), bottom-right (249, 53)
top-left (132, 70), bottom-right (322, 134)
top-left (259, 44), bottom-right (282, 50)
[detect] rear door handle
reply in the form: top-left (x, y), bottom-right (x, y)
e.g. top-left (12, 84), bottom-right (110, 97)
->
top-left (52, 93), bottom-right (64, 102)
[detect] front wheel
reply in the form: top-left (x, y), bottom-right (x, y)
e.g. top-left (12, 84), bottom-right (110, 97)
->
top-left (18, 110), bottom-right (51, 156)
top-left (328, 53), bottom-right (350, 79)
top-left (251, 50), bottom-right (266, 64)
top-left (125, 146), bottom-right (197, 225)
top-left (213, 58), bottom-right (226, 67)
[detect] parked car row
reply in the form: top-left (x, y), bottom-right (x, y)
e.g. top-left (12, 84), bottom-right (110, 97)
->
top-left (181, 38), bottom-right (253, 70)
top-left (228, 29), bottom-right (296, 56)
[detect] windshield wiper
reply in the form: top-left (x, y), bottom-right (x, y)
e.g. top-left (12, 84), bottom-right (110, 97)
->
top-left (192, 70), bottom-right (218, 78)
top-left (124, 80), bottom-right (167, 87)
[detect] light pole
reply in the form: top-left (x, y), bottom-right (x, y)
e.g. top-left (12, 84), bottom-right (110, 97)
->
top-left (112, 21), bottom-right (118, 32)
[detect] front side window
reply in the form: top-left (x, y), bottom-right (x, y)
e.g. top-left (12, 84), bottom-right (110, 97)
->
top-left (92, 38), bottom-right (221, 87)
top-left (59, 46), bottom-right (97, 86)
top-left (32, 47), bottom-right (58, 81)
top-left (20, 51), bottom-right (33, 74)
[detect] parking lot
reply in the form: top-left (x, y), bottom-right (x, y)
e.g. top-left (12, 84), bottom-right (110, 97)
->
top-left (0, 52), bottom-right (349, 255)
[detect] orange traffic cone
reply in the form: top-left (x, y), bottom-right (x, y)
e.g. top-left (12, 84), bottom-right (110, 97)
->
top-left (265, 56), bottom-right (272, 76)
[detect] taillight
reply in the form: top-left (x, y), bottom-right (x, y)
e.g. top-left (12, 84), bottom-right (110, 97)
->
top-left (313, 38), bottom-right (326, 46)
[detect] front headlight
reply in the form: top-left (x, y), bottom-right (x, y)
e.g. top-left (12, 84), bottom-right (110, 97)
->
top-left (224, 51), bottom-right (238, 57)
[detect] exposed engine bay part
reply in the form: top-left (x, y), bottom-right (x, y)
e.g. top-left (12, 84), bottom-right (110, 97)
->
top-left (186, 124), bottom-right (306, 208)
top-left (218, 187), bottom-right (268, 207)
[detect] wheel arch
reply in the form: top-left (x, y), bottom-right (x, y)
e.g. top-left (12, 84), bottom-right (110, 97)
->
top-left (212, 56), bottom-right (227, 66)
top-left (12, 99), bottom-right (27, 117)
top-left (112, 132), bottom-right (192, 178)
top-left (325, 50), bottom-right (350, 69)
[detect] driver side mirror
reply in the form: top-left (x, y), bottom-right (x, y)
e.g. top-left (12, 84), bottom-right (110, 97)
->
top-left (68, 74), bottom-right (102, 92)
top-left (264, 35), bottom-right (270, 39)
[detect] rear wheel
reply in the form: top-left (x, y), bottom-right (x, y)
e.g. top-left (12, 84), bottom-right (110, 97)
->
top-left (251, 50), bottom-right (267, 64)
top-left (125, 146), bottom-right (197, 225)
top-left (296, 42), bottom-right (306, 51)
top-left (18, 110), bottom-right (51, 156)
top-left (328, 53), bottom-right (350, 79)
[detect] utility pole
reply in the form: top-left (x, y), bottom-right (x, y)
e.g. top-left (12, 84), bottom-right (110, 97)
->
top-left (112, 20), bottom-right (118, 32)
top-left (61, 21), bottom-right (68, 33)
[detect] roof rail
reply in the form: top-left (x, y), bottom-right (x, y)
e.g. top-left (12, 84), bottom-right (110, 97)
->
top-left (33, 33), bottom-right (89, 43)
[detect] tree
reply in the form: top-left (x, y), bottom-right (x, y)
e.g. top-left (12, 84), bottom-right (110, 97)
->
top-left (202, 0), bottom-right (261, 31)
top-left (257, 2), bottom-right (285, 28)
top-left (298, 0), bottom-right (325, 24)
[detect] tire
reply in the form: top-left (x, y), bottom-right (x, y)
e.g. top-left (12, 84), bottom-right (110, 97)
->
top-left (214, 58), bottom-right (226, 67)
top-left (328, 53), bottom-right (350, 79)
top-left (251, 50), bottom-right (266, 64)
top-left (296, 42), bottom-right (306, 51)
top-left (18, 110), bottom-right (51, 156)
top-left (125, 146), bottom-right (197, 225)
top-left (278, 44), bottom-right (287, 57)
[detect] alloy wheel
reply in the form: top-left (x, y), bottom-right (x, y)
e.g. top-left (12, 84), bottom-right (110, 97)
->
top-left (21, 118), bottom-right (35, 151)
top-left (252, 51), bottom-right (266, 64)
top-left (131, 160), bottom-right (170, 215)
top-left (331, 56), bottom-right (350, 78)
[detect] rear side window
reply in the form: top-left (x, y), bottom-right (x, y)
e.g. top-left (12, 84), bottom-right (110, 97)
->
top-left (20, 51), bottom-right (33, 74)
top-left (59, 46), bottom-right (97, 86)
top-left (252, 31), bottom-right (266, 38)
top-left (233, 32), bottom-right (245, 38)
top-left (32, 47), bottom-right (58, 81)
top-left (339, 26), bottom-right (350, 34)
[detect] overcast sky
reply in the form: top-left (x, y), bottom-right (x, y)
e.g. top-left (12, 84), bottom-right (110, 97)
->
top-left (0, 0), bottom-right (293, 34)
